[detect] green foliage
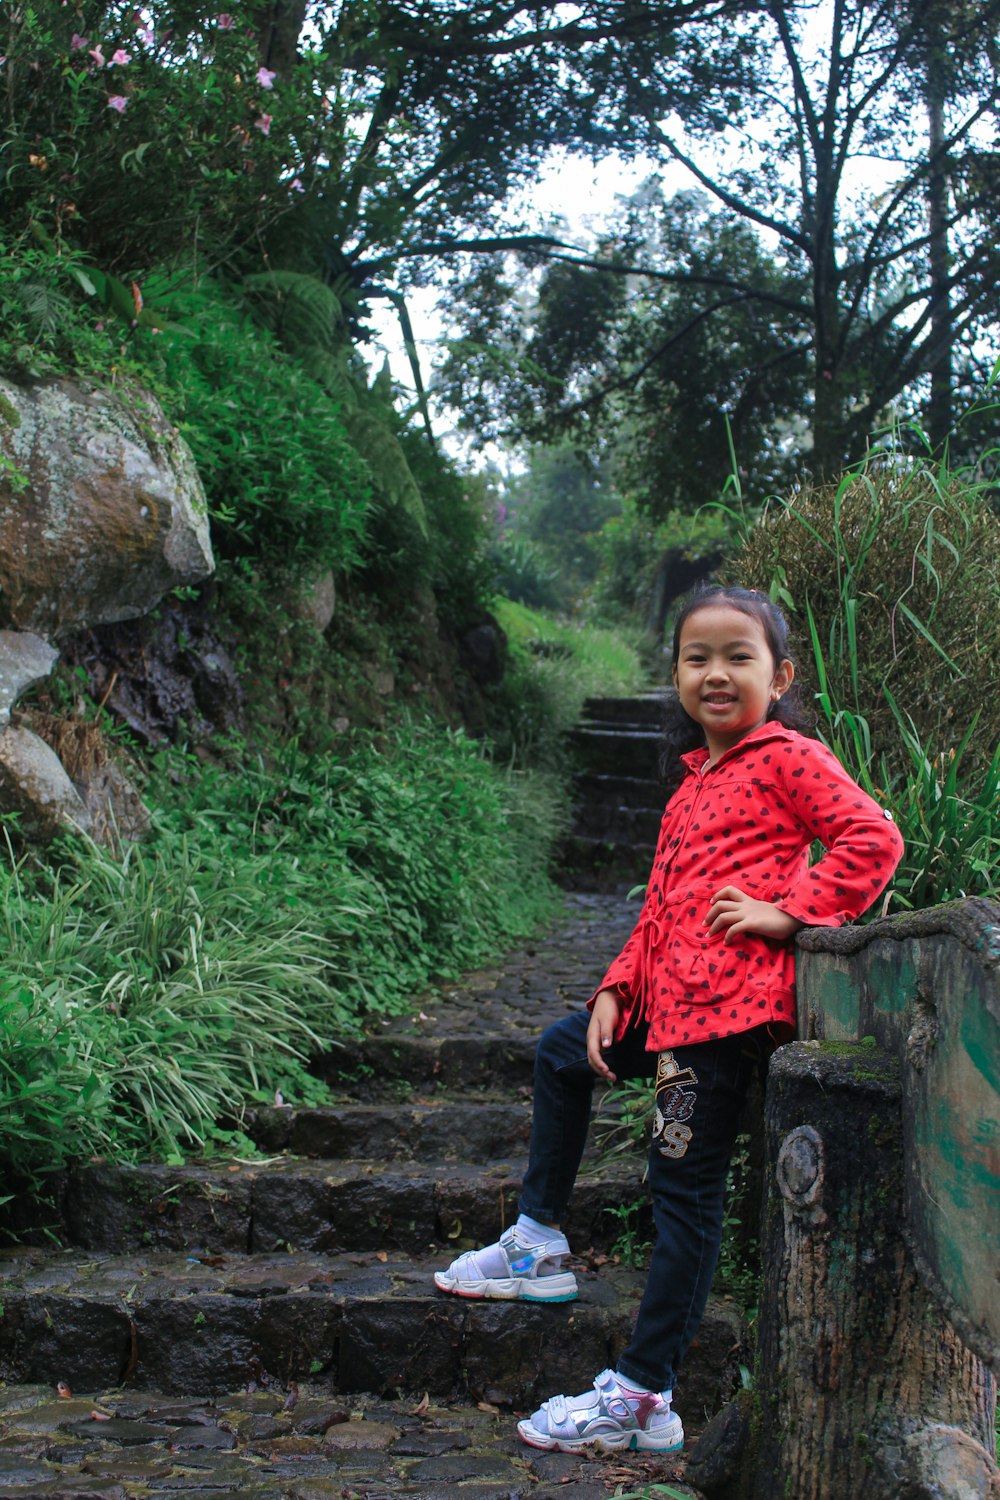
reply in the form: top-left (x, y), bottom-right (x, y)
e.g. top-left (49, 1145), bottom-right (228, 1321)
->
top-left (590, 495), bottom-right (734, 630)
top-left (0, 833), bottom-right (341, 1180)
top-left (1, 3), bottom-right (341, 273)
top-left (593, 1079), bottom-right (758, 1299)
top-left (604, 1199), bottom-right (652, 1268)
top-left (0, 719), bottom-right (561, 1188)
top-left (0, 235), bottom-right (150, 379)
top-left (147, 720), bottom-right (559, 1016)
top-left (491, 534), bottom-right (563, 611)
top-left (140, 278), bottom-right (369, 576)
top-left (487, 599), bottom-right (645, 768)
top-left (731, 452), bottom-right (1000, 906)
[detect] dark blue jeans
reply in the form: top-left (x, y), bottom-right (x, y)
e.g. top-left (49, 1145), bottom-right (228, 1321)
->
top-left (519, 1008), bottom-right (768, 1395)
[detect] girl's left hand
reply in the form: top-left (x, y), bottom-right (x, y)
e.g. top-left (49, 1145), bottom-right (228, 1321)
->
top-left (706, 886), bottom-right (804, 943)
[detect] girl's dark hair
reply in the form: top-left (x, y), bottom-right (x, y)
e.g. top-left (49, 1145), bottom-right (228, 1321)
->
top-left (660, 584), bottom-right (814, 791)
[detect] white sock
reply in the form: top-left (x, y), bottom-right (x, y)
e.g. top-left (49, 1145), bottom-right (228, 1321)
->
top-left (616, 1371), bottom-right (672, 1401)
top-left (516, 1212), bottom-right (565, 1245)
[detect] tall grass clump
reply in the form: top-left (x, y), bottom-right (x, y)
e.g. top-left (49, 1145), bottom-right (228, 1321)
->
top-left (0, 718), bottom-right (562, 1190)
top-left (732, 452), bottom-right (1000, 907)
top-left (0, 835), bottom-right (341, 1183)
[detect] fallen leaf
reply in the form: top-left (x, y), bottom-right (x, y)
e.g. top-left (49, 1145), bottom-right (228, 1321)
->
top-left (375, 1250), bottom-right (388, 1263)
top-left (56, 1382), bottom-right (73, 1399)
top-left (282, 1381), bottom-right (299, 1412)
top-left (89, 1409), bottom-right (112, 1421)
top-left (477, 1400), bottom-right (500, 1414)
top-left (408, 1392), bottom-right (430, 1416)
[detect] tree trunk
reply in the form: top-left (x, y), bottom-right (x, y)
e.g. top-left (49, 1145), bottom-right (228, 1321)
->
top-left (923, 2), bottom-right (953, 450)
top-left (252, 0), bottom-right (309, 74)
top-left (689, 1042), bottom-right (998, 1500)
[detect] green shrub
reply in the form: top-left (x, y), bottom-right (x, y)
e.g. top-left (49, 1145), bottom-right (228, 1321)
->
top-left (145, 279), bottom-right (370, 576)
top-left (147, 719), bottom-right (560, 1015)
top-left (590, 496), bottom-right (734, 630)
top-left (1, 3), bottom-right (340, 273)
top-left (0, 834), bottom-right (342, 1180)
top-left (731, 455), bottom-right (1000, 906)
top-left (486, 600), bottom-right (646, 768)
top-left (734, 464), bottom-right (1000, 778)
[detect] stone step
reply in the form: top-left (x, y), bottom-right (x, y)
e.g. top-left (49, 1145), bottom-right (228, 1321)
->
top-left (570, 797), bottom-right (664, 846)
top-left (245, 1099), bottom-right (533, 1161)
top-left (567, 726), bottom-right (662, 779)
top-left (557, 836), bottom-right (656, 892)
top-left (581, 694), bottom-right (670, 728)
top-left (0, 1381), bottom-right (707, 1499)
top-left (0, 1245), bottom-right (743, 1416)
top-left (316, 1031), bottom-right (540, 1094)
top-left (25, 1157), bottom-right (649, 1259)
top-left (573, 770), bottom-right (665, 806)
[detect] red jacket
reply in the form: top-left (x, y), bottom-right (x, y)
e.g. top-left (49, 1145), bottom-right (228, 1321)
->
top-left (593, 722), bottom-right (904, 1050)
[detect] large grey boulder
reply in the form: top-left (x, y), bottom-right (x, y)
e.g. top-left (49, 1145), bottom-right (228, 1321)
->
top-left (0, 376), bottom-right (214, 637)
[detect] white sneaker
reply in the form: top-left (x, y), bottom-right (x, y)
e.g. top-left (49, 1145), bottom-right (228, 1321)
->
top-left (433, 1222), bottom-right (578, 1302)
top-left (517, 1368), bottom-right (684, 1453)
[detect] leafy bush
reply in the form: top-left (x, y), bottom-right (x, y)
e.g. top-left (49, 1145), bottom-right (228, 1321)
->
top-left (731, 454), bottom-right (1000, 906)
top-left (143, 279), bottom-right (370, 576)
top-left (0, 236), bottom-right (140, 380)
top-left (590, 495), bottom-right (734, 630)
top-left (734, 463), bottom-right (1000, 778)
top-left (1, 4), bottom-right (338, 273)
top-left (148, 719), bottom-right (560, 1017)
top-left (0, 835), bottom-right (341, 1180)
top-left (490, 534), bottom-right (562, 611)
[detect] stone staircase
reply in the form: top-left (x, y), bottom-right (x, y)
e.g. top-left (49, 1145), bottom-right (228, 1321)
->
top-left (0, 894), bottom-right (741, 1497)
top-left (559, 693), bottom-right (671, 891)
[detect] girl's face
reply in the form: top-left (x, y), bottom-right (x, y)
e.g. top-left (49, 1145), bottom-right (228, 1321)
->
top-left (673, 603), bottom-right (794, 763)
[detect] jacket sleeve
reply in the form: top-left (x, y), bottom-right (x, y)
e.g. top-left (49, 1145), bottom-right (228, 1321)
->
top-left (774, 739), bottom-right (904, 926)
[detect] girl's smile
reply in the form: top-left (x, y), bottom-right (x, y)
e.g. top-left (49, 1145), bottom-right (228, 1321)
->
top-left (673, 603), bottom-right (794, 763)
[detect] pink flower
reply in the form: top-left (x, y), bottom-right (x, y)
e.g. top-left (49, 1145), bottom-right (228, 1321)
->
top-left (70, 32), bottom-right (88, 50)
top-left (110, 48), bottom-right (131, 65)
top-left (289, 176), bottom-right (304, 192)
top-left (107, 94), bottom-right (128, 112)
top-left (137, 26), bottom-right (155, 45)
top-left (217, 13), bottom-right (235, 28)
top-left (254, 112), bottom-right (272, 135)
top-left (256, 66), bottom-right (276, 88)
top-left (89, 44), bottom-right (105, 65)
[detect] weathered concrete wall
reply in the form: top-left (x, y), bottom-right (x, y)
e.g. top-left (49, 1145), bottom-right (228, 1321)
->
top-left (796, 899), bottom-right (1000, 1373)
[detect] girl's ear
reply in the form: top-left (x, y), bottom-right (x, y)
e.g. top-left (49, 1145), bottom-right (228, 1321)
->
top-left (772, 658), bottom-right (794, 699)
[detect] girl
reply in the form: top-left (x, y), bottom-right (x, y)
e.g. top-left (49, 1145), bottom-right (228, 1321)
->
top-left (435, 585), bottom-right (904, 1454)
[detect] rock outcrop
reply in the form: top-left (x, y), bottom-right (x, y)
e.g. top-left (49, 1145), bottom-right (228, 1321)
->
top-left (0, 375), bottom-right (213, 637)
top-left (0, 375), bottom-right (217, 842)
top-left (0, 724), bottom-right (91, 842)
top-left (0, 630), bottom-right (59, 729)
